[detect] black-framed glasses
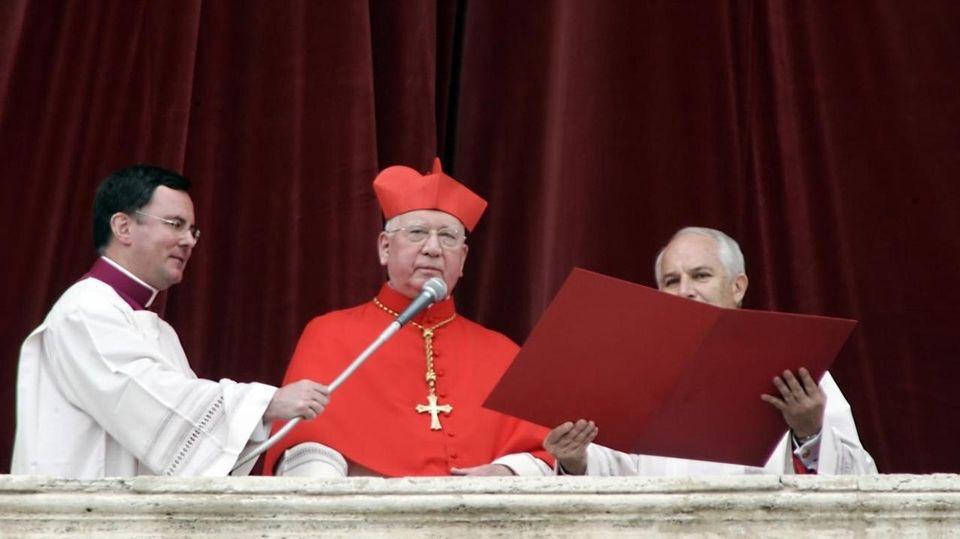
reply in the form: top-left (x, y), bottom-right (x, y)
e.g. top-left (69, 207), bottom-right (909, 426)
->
top-left (135, 211), bottom-right (201, 241)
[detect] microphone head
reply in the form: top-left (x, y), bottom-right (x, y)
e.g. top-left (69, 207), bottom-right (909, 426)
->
top-left (422, 277), bottom-right (448, 301)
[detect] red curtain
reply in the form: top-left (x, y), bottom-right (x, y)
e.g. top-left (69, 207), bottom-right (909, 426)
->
top-left (1, 0), bottom-right (958, 473)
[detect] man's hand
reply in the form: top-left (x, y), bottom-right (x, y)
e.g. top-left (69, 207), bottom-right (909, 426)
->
top-left (264, 379), bottom-right (330, 422)
top-left (760, 367), bottom-right (825, 438)
top-left (543, 419), bottom-right (597, 475)
top-left (449, 464), bottom-right (514, 476)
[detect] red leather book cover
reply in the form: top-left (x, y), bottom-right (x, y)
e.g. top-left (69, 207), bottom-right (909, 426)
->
top-left (483, 268), bottom-right (856, 467)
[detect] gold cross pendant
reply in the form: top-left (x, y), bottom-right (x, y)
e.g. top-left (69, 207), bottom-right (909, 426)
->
top-left (416, 394), bottom-right (453, 430)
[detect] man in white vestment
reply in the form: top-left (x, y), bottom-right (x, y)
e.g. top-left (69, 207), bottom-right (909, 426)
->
top-left (12, 165), bottom-right (330, 478)
top-left (545, 227), bottom-right (878, 476)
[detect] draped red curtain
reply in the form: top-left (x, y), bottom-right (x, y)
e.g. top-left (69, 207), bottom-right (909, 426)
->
top-left (1, 0), bottom-right (958, 473)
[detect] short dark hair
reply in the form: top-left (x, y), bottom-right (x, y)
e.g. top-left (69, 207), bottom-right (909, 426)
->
top-left (93, 165), bottom-right (191, 252)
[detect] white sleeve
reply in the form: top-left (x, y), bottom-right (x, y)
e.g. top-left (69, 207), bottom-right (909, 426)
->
top-left (812, 372), bottom-right (878, 475)
top-left (792, 432), bottom-right (823, 470)
top-left (44, 302), bottom-right (276, 476)
top-left (583, 443), bottom-right (642, 476)
top-left (492, 452), bottom-right (552, 476)
top-left (275, 442), bottom-right (348, 477)
top-left (228, 419), bottom-right (275, 476)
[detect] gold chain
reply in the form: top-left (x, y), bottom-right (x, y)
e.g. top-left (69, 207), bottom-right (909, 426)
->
top-left (372, 297), bottom-right (456, 394)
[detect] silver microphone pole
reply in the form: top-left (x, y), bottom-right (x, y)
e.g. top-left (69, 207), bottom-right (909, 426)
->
top-left (231, 278), bottom-right (448, 472)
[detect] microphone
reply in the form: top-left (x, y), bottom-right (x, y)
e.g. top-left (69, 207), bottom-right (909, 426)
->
top-left (395, 277), bottom-right (448, 326)
top-left (230, 277), bottom-right (449, 472)
top-left (324, 277), bottom-right (447, 393)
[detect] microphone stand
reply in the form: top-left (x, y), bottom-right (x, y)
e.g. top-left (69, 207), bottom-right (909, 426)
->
top-left (230, 279), bottom-right (446, 473)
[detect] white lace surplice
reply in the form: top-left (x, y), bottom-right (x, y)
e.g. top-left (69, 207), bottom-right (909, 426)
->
top-left (12, 278), bottom-right (275, 478)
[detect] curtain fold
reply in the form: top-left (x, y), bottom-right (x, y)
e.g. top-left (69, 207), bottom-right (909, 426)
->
top-left (2, 0), bottom-right (958, 473)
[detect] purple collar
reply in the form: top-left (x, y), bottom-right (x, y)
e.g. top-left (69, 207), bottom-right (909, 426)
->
top-left (85, 257), bottom-right (157, 311)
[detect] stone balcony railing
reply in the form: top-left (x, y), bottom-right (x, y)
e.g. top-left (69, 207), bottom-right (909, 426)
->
top-left (1, 474), bottom-right (959, 537)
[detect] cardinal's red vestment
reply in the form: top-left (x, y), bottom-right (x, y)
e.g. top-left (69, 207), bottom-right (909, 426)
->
top-left (263, 284), bottom-right (552, 476)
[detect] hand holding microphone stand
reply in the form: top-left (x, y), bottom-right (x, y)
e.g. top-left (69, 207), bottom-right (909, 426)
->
top-left (231, 277), bottom-right (449, 472)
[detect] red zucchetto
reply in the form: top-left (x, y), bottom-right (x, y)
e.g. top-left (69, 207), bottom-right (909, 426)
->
top-left (372, 157), bottom-right (488, 231)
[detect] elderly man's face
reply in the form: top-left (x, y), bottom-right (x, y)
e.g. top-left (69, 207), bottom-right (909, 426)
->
top-left (657, 233), bottom-right (747, 309)
top-left (378, 209), bottom-right (468, 299)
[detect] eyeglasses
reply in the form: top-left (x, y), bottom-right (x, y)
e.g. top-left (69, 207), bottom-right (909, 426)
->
top-left (385, 225), bottom-right (466, 249)
top-left (135, 211), bottom-right (201, 241)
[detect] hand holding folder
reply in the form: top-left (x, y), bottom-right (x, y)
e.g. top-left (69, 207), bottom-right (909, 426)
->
top-left (483, 268), bottom-right (856, 467)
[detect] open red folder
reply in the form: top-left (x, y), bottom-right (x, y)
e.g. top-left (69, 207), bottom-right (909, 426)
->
top-left (483, 268), bottom-right (857, 467)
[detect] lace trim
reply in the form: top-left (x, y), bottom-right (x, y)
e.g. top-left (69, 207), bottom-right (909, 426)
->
top-left (279, 442), bottom-right (347, 476)
top-left (164, 396), bottom-right (224, 476)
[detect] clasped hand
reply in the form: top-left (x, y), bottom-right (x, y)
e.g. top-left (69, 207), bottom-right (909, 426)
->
top-left (264, 379), bottom-right (331, 422)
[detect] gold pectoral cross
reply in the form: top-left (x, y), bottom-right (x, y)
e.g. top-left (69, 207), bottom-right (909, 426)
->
top-left (416, 394), bottom-right (453, 430)
top-left (372, 297), bottom-right (458, 432)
